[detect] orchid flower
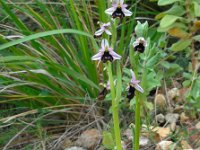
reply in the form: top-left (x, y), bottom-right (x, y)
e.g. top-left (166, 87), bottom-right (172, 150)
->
top-left (127, 69), bottom-right (144, 100)
top-left (105, 0), bottom-right (132, 19)
top-left (98, 80), bottom-right (116, 101)
top-left (94, 22), bottom-right (111, 37)
top-left (133, 37), bottom-right (147, 53)
top-left (91, 39), bottom-right (121, 64)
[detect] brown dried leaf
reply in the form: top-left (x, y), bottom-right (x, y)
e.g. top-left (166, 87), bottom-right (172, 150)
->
top-left (194, 20), bottom-right (200, 28)
top-left (152, 127), bottom-right (171, 139)
top-left (167, 27), bottom-right (188, 38)
top-left (181, 140), bottom-right (192, 149)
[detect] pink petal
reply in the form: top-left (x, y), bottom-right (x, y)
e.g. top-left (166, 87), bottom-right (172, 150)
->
top-left (109, 50), bottom-right (121, 60)
top-left (122, 8), bottom-right (132, 16)
top-left (133, 37), bottom-right (148, 47)
top-left (133, 40), bottom-right (139, 47)
top-left (112, 3), bottom-right (118, 8)
top-left (105, 29), bottom-right (112, 35)
top-left (121, 4), bottom-right (127, 9)
top-left (130, 69), bottom-right (136, 81)
top-left (134, 84), bottom-right (144, 93)
top-left (131, 80), bottom-right (140, 85)
top-left (104, 22), bottom-right (111, 27)
top-left (94, 28), bottom-right (104, 36)
top-left (101, 39), bottom-right (109, 49)
top-left (105, 7), bottom-right (116, 15)
top-left (119, 0), bottom-right (124, 5)
top-left (91, 51), bottom-right (104, 60)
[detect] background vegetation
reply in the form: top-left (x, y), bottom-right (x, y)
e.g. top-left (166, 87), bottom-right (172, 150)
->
top-left (0, 0), bottom-right (199, 149)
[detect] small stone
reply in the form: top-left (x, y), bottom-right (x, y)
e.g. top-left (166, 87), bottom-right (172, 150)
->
top-left (173, 106), bottom-right (184, 114)
top-left (61, 139), bottom-right (73, 149)
top-left (114, 141), bottom-right (127, 150)
top-left (140, 136), bottom-right (150, 147)
top-left (195, 122), bottom-right (200, 129)
top-left (97, 147), bottom-right (105, 150)
top-left (123, 129), bottom-right (133, 141)
top-left (156, 114), bottom-right (165, 124)
top-left (176, 88), bottom-right (188, 104)
top-left (180, 112), bottom-right (189, 123)
top-left (76, 129), bottom-right (101, 150)
top-left (155, 141), bottom-right (176, 150)
top-left (155, 94), bottom-right (166, 108)
top-left (167, 88), bottom-right (179, 101)
top-left (165, 113), bottom-right (179, 124)
top-left (181, 140), bottom-right (192, 149)
top-left (65, 147), bottom-right (86, 150)
top-left (169, 122), bottom-right (176, 132)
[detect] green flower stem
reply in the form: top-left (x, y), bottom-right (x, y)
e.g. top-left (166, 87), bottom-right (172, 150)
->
top-left (134, 91), bottom-right (141, 150)
top-left (129, 46), bottom-right (141, 150)
top-left (106, 62), bottom-right (122, 150)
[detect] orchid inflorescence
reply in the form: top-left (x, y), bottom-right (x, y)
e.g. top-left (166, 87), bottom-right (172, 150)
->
top-left (91, 0), bottom-right (146, 99)
top-left (90, 0), bottom-right (148, 149)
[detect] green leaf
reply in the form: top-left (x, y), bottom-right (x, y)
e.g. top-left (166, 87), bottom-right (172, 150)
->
top-left (146, 70), bottom-right (161, 92)
top-left (183, 72), bottom-right (192, 79)
top-left (144, 101), bottom-right (154, 110)
top-left (160, 15), bottom-right (180, 28)
top-left (171, 39), bottom-right (192, 52)
top-left (193, 35), bottom-right (200, 41)
top-left (193, 2), bottom-right (200, 17)
top-left (183, 80), bottom-right (191, 87)
top-left (0, 29), bottom-right (97, 51)
top-left (158, 0), bottom-right (181, 6)
top-left (166, 64), bottom-right (182, 77)
top-left (165, 4), bottom-right (185, 16)
top-left (135, 21), bottom-right (149, 38)
top-left (146, 53), bottom-right (161, 68)
top-left (191, 77), bottom-right (200, 99)
top-left (0, 56), bottom-right (35, 62)
top-left (161, 61), bottom-right (170, 68)
top-left (158, 22), bottom-right (187, 32)
top-left (102, 131), bottom-right (115, 149)
top-left (156, 4), bottom-right (185, 19)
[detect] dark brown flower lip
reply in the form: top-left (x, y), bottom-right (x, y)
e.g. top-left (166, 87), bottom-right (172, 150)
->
top-left (101, 51), bottom-right (113, 63)
top-left (134, 43), bottom-right (145, 53)
top-left (127, 85), bottom-right (136, 100)
top-left (112, 7), bottom-right (125, 19)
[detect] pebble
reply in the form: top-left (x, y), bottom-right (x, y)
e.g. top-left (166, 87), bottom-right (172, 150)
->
top-left (165, 113), bottom-right (179, 124)
top-left (140, 136), bottom-right (150, 147)
top-left (65, 147), bottom-right (86, 150)
top-left (155, 94), bottom-right (166, 108)
top-left (155, 140), bottom-right (176, 150)
top-left (156, 114), bottom-right (165, 124)
top-left (195, 121), bottom-right (200, 129)
top-left (167, 88), bottom-right (179, 101)
top-left (76, 129), bottom-right (101, 150)
top-left (180, 112), bottom-right (189, 123)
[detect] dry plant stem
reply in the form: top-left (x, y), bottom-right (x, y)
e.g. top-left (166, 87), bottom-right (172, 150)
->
top-left (191, 40), bottom-right (196, 71)
top-left (106, 62), bottom-right (122, 150)
top-left (185, 0), bottom-right (196, 71)
top-left (154, 87), bottom-right (159, 124)
top-left (163, 78), bottom-right (172, 112)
